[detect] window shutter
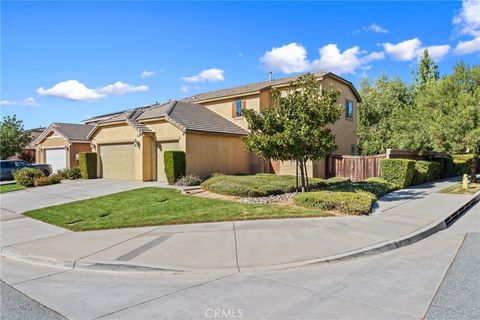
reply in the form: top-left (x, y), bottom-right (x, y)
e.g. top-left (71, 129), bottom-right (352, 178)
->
top-left (232, 101), bottom-right (236, 118)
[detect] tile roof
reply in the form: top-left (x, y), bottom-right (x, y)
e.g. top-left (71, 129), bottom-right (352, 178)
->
top-left (92, 100), bottom-right (247, 137)
top-left (25, 127), bottom-right (46, 149)
top-left (34, 123), bottom-right (94, 145)
top-left (182, 71), bottom-right (328, 102)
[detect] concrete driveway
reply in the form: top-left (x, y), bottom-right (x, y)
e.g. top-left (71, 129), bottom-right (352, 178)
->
top-left (0, 179), bottom-right (172, 219)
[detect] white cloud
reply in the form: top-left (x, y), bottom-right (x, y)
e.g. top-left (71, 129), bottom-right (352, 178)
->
top-left (382, 38), bottom-right (423, 61)
top-left (312, 44), bottom-right (363, 74)
top-left (455, 36), bottom-right (480, 54)
top-left (37, 80), bottom-right (148, 101)
top-left (354, 23), bottom-right (389, 34)
top-left (180, 85), bottom-right (189, 92)
top-left (140, 70), bottom-right (154, 79)
top-left (260, 43), bottom-right (310, 74)
top-left (0, 97), bottom-right (39, 107)
top-left (181, 68), bottom-right (225, 83)
top-left (37, 80), bottom-right (105, 101)
top-left (453, 0), bottom-right (480, 36)
top-left (425, 45), bottom-right (451, 60)
top-left (97, 81), bottom-right (148, 95)
top-left (260, 42), bottom-right (385, 75)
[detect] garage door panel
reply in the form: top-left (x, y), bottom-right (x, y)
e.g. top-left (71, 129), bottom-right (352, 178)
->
top-left (157, 141), bottom-right (180, 182)
top-left (100, 144), bottom-right (135, 180)
top-left (45, 148), bottom-right (66, 172)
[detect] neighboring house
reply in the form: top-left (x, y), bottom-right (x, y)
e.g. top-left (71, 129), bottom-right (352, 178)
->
top-left (7, 127), bottom-right (46, 163)
top-left (88, 101), bottom-right (248, 181)
top-left (86, 71), bottom-right (360, 181)
top-left (34, 123), bottom-right (94, 172)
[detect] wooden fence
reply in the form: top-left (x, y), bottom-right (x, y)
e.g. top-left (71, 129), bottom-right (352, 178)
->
top-left (326, 154), bottom-right (385, 181)
top-left (326, 149), bottom-right (451, 181)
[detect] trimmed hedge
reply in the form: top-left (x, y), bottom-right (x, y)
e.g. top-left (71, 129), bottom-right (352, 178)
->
top-left (79, 152), bottom-right (97, 179)
top-left (380, 159), bottom-right (416, 188)
top-left (452, 154), bottom-right (478, 176)
top-left (164, 151), bottom-right (186, 184)
top-left (294, 191), bottom-right (375, 215)
top-left (12, 168), bottom-right (45, 187)
top-left (412, 160), bottom-right (443, 185)
top-left (293, 177), bottom-right (397, 215)
top-left (201, 174), bottom-right (348, 197)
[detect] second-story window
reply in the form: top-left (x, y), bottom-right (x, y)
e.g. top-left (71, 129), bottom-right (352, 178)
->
top-left (235, 99), bottom-right (243, 117)
top-left (345, 100), bottom-right (353, 119)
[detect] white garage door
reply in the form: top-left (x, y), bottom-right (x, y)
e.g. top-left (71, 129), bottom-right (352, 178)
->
top-left (45, 148), bottom-right (66, 173)
top-left (157, 141), bottom-right (180, 182)
top-left (99, 144), bottom-right (135, 180)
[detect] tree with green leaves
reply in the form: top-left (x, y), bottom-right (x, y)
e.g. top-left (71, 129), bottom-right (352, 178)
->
top-left (357, 75), bottom-right (411, 155)
top-left (415, 49), bottom-right (439, 87)
top-left (243, 73), bottom-right (342, 192)
top-left (0, 115), bottom-right (32, 159)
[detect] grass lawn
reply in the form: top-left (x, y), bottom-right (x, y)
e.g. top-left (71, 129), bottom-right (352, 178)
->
top-left (0, 183), bottom-right (25, 193)
top-left (439, 183), bottom-right (480, 195)
top-left (24, 187), bottom-right (331, 231)
top-left (201, 173), bottom-right (348, 197)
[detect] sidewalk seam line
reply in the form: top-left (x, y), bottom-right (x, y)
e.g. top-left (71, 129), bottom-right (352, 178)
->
top-left (10, 270), bottom-right (71, 286)
top-left (233, 222), bottom-right (240, 272)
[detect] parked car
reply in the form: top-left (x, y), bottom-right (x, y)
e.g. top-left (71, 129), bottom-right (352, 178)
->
top-left (0, 160), bottom-right (52, 180)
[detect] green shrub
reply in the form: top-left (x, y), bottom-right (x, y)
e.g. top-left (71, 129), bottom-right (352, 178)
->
top-left (293, 177), bottom-right (396, 215)
top-left (380, 159), bottom-right (415, 188)
top-left (64, 167), bottom-right (81, 180)
top-left (56, 169), bottom-right (67, 179)
top-left (201, 173), bottom-right (342, 197)
top-left (452, 154), bottom-right (478, 176)
top-left (33, 174), bottom-right (62, 187)
top-left (12, 167), bottom-right (45, 187)
top-left (175, 175), bottom-right (202, 186)
top-left (294, 191), bottom-right (376, 215)
top-left (164, 151), bottom-right (186, 184)
top-left (412, 161), bottom-right (443, 185)
top-left (79, 152), bottom-right (97, 179)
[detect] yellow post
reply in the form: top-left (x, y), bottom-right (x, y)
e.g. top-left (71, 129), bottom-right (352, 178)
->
top-left (463, 174), bottom-right (469, 189)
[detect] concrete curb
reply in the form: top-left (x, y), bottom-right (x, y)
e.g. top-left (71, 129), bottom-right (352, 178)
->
top-left (2, 193), bottom-right (479, 274)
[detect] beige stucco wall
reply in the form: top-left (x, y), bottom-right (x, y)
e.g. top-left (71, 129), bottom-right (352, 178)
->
top-left (322, 75), bottom-right (358, 155)
top-left (185, 132), bottom-right (250, 179)
top-left (69, 143), bottom-right (92, 168)
top-left (199, 94), bottom-right (260, 130)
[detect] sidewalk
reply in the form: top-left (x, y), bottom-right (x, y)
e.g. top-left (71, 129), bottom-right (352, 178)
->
top-left (1, 178), bottom-right (479, 274)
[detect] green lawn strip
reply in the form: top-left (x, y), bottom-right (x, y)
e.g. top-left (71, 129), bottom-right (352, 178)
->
top-left (439, 183), bottom-right (480, 195)
top-left (201, 173), bottom-right (349, 197)
top-left (293, 178), bottom-right (398, 215)
top-left (0, 183), bottom-right (25, 193)
top-left (24, 187), bottom-right (331, 231)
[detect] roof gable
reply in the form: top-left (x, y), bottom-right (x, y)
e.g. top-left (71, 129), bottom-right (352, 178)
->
top-left (34, 123), bottom-right (93, 145)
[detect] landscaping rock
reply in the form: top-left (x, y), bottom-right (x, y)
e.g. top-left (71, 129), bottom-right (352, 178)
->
top-left (239, 192), bottom-right (296, 204)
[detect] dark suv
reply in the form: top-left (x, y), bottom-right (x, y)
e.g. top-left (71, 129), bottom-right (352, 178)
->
top-left (0, 160), bottom-right (52, 180)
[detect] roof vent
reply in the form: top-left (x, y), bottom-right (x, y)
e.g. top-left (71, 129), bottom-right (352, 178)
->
top-left (269, 71), bottom-right (273, 81)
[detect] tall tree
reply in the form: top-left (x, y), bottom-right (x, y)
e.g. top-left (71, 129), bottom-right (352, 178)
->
top-left (415, 49), bottom-right (439, 87)
top-left (357, 75), bottom-right (410, 155)
top-left (0, 115), bottom-right (32, 159)
top-left (243, 73), bottom-right (342, 192)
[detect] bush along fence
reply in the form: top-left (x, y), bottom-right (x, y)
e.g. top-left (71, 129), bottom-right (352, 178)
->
top-left (327, 149), bottom-right (478, 184)
top-left (164, 150), bottom-right (186, 184)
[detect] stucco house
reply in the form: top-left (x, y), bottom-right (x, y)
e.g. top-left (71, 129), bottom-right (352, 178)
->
top-left (34, 123), bottom-right (94, 172)
top-left (86, 71), bottom-right (360, 181)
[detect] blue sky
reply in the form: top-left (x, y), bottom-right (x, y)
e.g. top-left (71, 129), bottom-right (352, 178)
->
top-left (1, 1), bottom-right (480, 129)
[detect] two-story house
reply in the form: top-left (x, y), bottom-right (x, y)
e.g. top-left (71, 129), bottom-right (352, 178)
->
top-left (85, 71), bottom-right (360, 181)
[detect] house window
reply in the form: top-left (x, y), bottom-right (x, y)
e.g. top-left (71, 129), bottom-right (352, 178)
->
top-left (345, 100), bottom-right (353, 119)
top-left (235, 99), bottom-right (243, 118)
top-left (351, 144), bottom-right (357, 155)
